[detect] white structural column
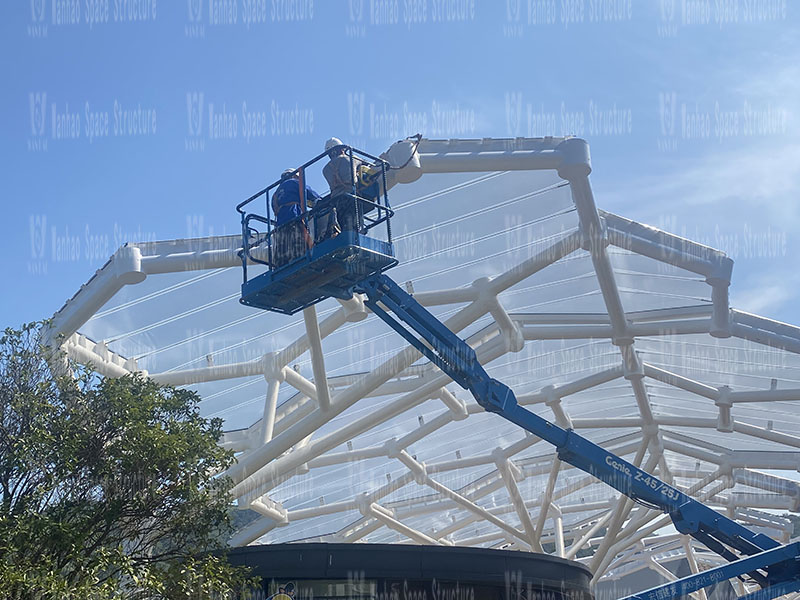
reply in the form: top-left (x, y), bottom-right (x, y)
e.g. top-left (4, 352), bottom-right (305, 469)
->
top-left (495, 451), bottom-right (539, 551)
top-left (551, 503), bottom-right (566, 558)
top-left (682, 536), bottom-right (709, 600)
top-left (302, 305), bottom-right (331, 412)
top-left (558, 140), bottom-right (661, 447)
top-left (533, 457), bottom-right (562, 547)
top-left (559, 140), bottom-right (682, 568)
top-left (569, 160), bottom-right (657, 574)
top-left (590, 435), bottom-right (652, 572)
top-left (261, 378), bottom-right (281, 444)
top-left (557, 141), bottom-right (627, 340)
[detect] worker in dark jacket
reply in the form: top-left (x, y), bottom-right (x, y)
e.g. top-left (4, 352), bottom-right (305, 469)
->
top-left (271, 168), bottom-right (320, 267)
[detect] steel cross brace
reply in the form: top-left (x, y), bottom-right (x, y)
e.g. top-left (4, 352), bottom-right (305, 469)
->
top-left (355, 273), bottom-right (800, 598)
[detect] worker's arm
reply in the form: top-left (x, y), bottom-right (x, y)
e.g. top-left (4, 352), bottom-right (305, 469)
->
top-left (306, 185), bottom-right (321, 204)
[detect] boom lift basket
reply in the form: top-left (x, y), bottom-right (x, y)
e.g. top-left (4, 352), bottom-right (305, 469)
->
top-left (237, 145), bottom-right (397, 315)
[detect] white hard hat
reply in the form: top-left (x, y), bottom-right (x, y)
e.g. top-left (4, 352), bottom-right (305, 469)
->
top-left (325, 137), bottom-right (344, 152)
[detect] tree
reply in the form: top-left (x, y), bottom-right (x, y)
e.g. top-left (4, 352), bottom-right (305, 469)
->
top-left (0, 323), bottom-right (257, 599)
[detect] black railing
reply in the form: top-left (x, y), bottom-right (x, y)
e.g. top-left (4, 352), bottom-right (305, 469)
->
top-left (237, 145), bottom-right (394, 285)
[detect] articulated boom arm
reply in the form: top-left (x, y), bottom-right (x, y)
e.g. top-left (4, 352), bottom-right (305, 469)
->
top-left (356, 273), bottom-right (800, 600)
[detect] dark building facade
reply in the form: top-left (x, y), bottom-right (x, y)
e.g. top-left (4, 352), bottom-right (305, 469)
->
top-left (227, 544), bottom-right (593, 600)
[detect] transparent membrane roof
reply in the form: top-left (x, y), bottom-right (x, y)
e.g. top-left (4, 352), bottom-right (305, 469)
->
top-left (51, 139), bottom-right (800, 590)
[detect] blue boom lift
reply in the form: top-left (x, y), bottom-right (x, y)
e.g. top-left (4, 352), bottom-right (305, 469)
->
top-left (237, 145), bottom-right (800, 600)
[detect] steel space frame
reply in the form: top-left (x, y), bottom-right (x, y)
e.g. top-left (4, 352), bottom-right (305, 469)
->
top-left (47, 137), bottom-right (800, 599)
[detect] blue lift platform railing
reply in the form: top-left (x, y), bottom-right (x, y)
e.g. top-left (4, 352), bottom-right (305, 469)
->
top-left (236, 147), bottom-right (800, 600)
top-left (236, 144), bottom-right (397, 315)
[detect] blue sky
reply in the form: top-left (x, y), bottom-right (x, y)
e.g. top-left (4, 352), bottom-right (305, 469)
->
top-left (1, 0), bottom-right (798, 329)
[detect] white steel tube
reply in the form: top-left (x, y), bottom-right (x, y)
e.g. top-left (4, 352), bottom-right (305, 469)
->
top-left (590, 436), bottom-right (652, 572)
top-left (424, 476), bottom-right (529, 545)
top-left (552, 505), bottom-right (566, 558)
top-left (533, 458), bottom-right (562, 547)
top-left (566, 174), bottom-right (629, 341)
top-left (150, 358), bottom-right (263, 386)
top-left (363, 502), bottom-right (443, 546)
top-left (228, 515), bottom-right (278, 547)
top-left (643, 363), bottom-right (720, 400)
top-left (261, 379), bottom-right (280, 444)
top-left (497, 457), bottom-right (538, 550)
top-left (419, 151), bottom-right (562, 174)
top-left (565, 511), bottom-right (614, 560)
top-left (302, 305), bottom-right (331, 412)
top-left (65, 342), bottom-right (130, 378)
top-left (489, 230), bottom-right (582, 293)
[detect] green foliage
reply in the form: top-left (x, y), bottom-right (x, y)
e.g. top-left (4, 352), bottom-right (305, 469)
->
top-left (0, 323), bottom-right (257, 599)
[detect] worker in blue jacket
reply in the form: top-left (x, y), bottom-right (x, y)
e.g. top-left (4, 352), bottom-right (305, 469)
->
top-left (271, 168), bottom-right (321, 267)
top-left (272, 168), bottom-right (321, 225)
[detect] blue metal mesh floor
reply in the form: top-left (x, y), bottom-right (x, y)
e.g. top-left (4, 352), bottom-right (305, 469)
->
top-left (240, 232), bottom-right (397, 315)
